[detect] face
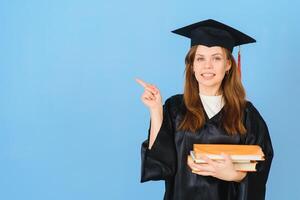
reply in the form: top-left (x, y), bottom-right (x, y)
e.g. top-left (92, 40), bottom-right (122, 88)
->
top-left (193, 45), bottom-right (231, 95)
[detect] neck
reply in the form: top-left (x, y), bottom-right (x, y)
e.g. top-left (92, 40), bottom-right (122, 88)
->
top-left (199, 85), bottom-right (222, 96)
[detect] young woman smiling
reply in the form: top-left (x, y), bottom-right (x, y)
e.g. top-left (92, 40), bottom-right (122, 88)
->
top-left (137, 19), bottom-right (273, 200)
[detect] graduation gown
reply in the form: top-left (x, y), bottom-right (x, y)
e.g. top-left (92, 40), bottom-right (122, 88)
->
top-left (141, 94), bottom-right (273, 200)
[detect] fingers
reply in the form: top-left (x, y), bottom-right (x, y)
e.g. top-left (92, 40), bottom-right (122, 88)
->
top-left (187, 156), bottom-right (201, 172)
top-left (142, 90), bottom-right (156, 101)
top-left (187, 156), bottom-right (216, 173)
top-left (135, 78), bottom-right (159, 95)
top-left (188, 154), bottom-right (239, 181)
top-left (219, 153), bottom-right (234, 167)
top-left (193, 171), bottom-right (215, 177)
top-left (201, 155), bottom-right (218, 167)
top-left (145, 85), bottom-right (158, 95)
top-left (221, 153), bottom-right (232, 163)
top-left (135, 78), bottom-right (147, 88)
top-left (194, 164), bottom-right (216, 173)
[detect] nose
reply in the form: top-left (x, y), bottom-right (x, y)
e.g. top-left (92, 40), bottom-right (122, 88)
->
top-left (204, 59), bottom-right (213, 69)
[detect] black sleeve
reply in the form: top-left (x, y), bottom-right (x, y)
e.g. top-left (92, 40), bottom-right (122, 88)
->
top-left (140, 98), bottom-right (177, 182)
top-left (237, 102), bottom-right (274, 200)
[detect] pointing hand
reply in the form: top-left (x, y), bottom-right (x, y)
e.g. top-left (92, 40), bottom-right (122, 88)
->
top-left (136, 78), bottom-right (162, 111)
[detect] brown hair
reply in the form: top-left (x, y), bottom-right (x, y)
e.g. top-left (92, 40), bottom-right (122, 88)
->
top-left (177, 45), bottom-right (247, 134)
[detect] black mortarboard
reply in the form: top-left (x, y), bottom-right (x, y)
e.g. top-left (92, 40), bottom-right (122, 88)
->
top-left (171, 19), bottom-right (256, 52)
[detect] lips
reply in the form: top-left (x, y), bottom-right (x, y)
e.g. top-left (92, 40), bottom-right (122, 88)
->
top-left (201, 73), bottom-right (215, 77)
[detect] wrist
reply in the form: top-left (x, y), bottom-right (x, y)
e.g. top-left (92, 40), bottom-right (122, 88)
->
top-left (232, 171), bottom-right (247, 182)
top-left (150, 106), bottom-right (163, 116)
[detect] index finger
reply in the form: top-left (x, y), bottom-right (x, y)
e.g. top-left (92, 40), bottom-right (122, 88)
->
top-left (201, 155), bottom-right (217, 167)
top-left (135, 78), bottom-right (148, 88)
top-left (220, 153), bottom-right (232, 163)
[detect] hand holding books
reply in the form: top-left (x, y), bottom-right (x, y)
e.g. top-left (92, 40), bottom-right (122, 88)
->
top-left (187, 144), bottom-right (265, 182)
top-left (187, 151), bottom-right (247, 182)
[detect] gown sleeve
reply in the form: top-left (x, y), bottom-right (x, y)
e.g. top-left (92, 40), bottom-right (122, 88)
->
top-left (140, 98), bottom-right (177, 183)
top-left (237, 102), bottom-right (274, 200)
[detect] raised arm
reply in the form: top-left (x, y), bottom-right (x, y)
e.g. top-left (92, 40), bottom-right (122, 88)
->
top-left (136, 78), bottom-right (177, 182)
top-left (136, 78), bottom-right (163, 149)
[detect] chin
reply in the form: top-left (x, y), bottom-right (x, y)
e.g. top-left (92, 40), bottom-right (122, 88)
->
top-left (198, 80), bottom-right (222, 89)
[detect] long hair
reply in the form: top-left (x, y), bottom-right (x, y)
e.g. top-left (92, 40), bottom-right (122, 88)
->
top-left (177, 45), bottom-right (247, 135)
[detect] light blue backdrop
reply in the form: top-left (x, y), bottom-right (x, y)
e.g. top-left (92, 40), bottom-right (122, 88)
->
top-left (0, 0), bottom-right (299, 199)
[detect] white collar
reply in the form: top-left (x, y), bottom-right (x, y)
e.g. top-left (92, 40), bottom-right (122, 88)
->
top-left (199, 93), bottom-right (224, 119)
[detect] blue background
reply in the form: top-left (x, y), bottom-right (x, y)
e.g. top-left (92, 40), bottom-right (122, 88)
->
top-left (1, 0), bottom-right (299, 199)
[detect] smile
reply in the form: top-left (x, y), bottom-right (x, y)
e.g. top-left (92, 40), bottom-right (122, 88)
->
top-left (201, 73), bottom-right (216, 77)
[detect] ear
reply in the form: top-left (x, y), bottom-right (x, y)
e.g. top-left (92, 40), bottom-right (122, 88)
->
top-left (192, 65), bottom-right (195, 73)
top-left (225, 59), bottom-right (231, 71)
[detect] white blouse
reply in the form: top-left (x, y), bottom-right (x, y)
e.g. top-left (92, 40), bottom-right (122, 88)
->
top-left (199, 93), bottom-right (225, 119)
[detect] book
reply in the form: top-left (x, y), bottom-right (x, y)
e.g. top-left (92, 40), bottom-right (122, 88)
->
top-left (190, 151), bottom-right (253, 163)
top-left (188, 155), bottom-right (257, 172)
top-left (192, 144), bottom-right (265, 162)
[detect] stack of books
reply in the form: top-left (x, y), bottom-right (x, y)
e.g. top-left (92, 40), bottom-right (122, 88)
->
top-left (189, 144), bottom-right (265, 172)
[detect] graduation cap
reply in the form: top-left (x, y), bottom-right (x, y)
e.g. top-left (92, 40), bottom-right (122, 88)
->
top-left (171, 19), bottom-right (256, 52)
top-left (171, 19), bottom-right (256, 76)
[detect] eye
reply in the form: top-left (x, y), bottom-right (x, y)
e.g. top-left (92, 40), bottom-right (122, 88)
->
top-left (213, 56), bottom-right (222, 61)
top-left (196, 57), bottom-right (205, 62)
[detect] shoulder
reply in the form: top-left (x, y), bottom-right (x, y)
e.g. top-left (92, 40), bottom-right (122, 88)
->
top-left (244, 100), bottom-right (269, 135)
top-left (164, 94), bottom-right (185, 116)
top-left (244, 100), bottom-right (265, 122)
top-left (165, 94), bottom-right (184, 106)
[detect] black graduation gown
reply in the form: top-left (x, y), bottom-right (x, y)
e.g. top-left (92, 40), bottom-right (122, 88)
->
top-left (141, 94), bottom-right (273, 200)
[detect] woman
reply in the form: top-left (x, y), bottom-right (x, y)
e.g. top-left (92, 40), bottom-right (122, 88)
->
top-left (137, 19), bottom-right (273, 200)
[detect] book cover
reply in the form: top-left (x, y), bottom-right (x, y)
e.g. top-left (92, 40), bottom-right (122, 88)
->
top-left (192, 144), bottom-right (265, 161)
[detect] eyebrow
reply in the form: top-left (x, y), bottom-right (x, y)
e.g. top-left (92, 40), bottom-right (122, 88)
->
top-left (195, 53), bottom-right (223, 56)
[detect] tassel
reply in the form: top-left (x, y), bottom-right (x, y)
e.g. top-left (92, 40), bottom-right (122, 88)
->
top-left (237, 46), bottom-right (241, 78)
